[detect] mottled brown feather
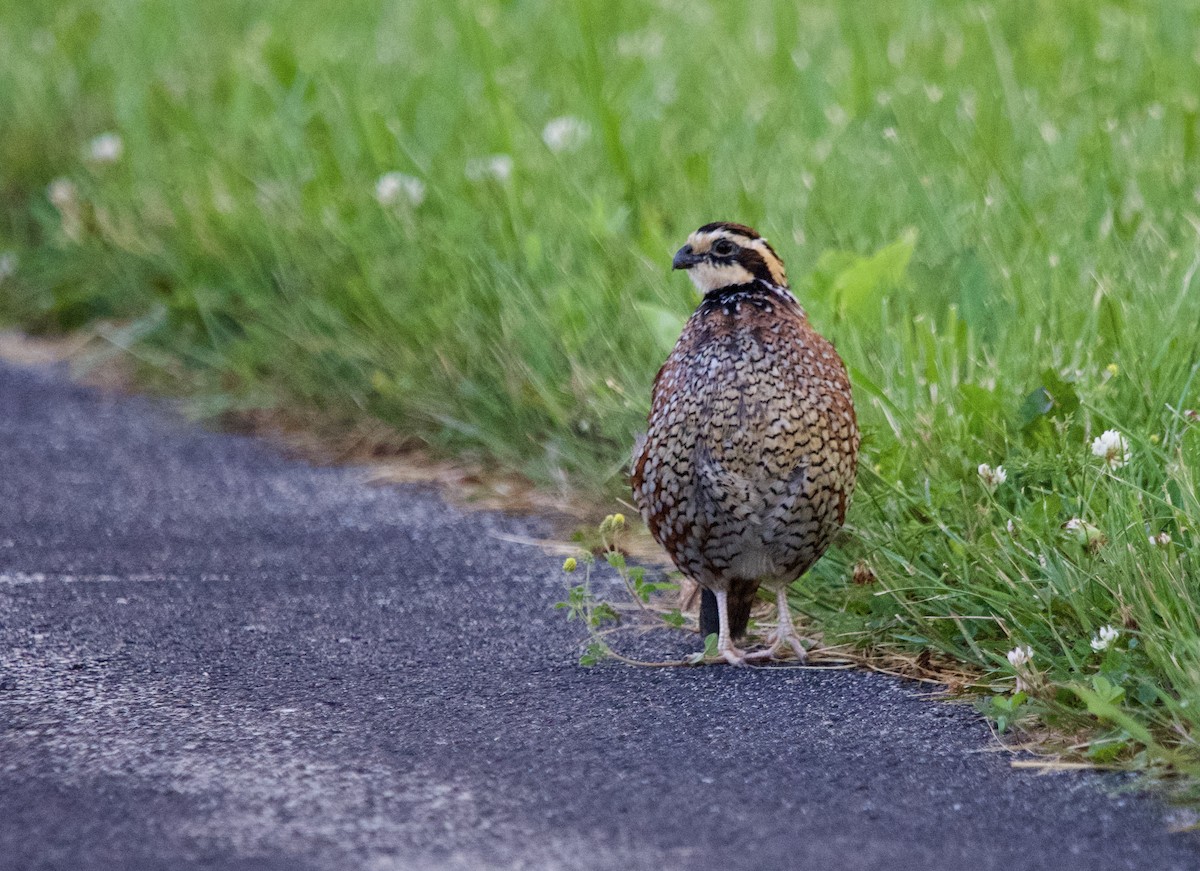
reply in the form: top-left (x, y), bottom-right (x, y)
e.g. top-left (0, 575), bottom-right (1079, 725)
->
top-left (632, 229), bottom-right (859, 639)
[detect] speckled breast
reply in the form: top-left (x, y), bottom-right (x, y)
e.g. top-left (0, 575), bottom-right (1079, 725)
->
top-left (632, 285), bottom-right (859, 588)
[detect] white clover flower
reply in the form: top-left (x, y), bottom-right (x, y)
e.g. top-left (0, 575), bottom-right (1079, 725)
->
top-left (615, 30), bottom-right (664, 59)
top-left (0, 252), bottom-right (16, 284)
top-left (882, 126), bottom-right (898, 142)
top-left (86, 132), bottom-right (123, 164)
top-left (823, 104), bottom-right (849, 127)
top-left (47, 177), bottom-right (77, 209)
top-left (1091, 429), bottom-right (1130, 469)
top-left (47, 178), bottom-right (83, 242)
top-left (1090, 625), bottom-right (1119, 652)
top-left (1007, 645), bottom-right (1033, 668)
top-left (541, 116), bottom-right (589, 153)
top-left (977, 463), bottom-right (1007, 492)
top-left (465, 154), bottom-right (513, 183)
top-left (374, 172), bottom-right (425, 207)
top-left (1150, 531), bottom-right (1172, 548)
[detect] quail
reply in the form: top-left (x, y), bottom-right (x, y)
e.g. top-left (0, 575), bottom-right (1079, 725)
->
top-left (631, 222), bottom-right (860, 665)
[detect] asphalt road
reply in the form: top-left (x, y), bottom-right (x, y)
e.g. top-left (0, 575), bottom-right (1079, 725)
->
top-left (2, 358), bottom-right (1199, 871)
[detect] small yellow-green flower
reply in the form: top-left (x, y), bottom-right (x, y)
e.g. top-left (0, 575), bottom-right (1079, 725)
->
top-left (562, 557), bottom-right (578, 573)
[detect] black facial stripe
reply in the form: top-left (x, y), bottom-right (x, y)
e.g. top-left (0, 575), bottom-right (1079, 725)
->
top-left (736, 248), bottom-right (774, 281)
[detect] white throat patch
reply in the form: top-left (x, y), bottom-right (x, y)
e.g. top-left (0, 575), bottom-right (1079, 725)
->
top-left (686, 260), bottom-right (755, 294)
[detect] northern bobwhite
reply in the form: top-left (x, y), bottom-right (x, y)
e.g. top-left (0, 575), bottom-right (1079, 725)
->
top-left (631, 222), bottom-right (860, 665)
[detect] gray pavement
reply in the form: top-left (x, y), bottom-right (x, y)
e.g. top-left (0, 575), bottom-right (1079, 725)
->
top-left (1, 358), bottom-right (1198, 871)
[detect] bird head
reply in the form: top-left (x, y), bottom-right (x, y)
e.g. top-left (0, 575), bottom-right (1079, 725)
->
top-left (672, 222), bottom-right (788, 294)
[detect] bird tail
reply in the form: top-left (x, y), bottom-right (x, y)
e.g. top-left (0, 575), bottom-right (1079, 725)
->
top-left (699, 586), bottom-right (757, 640)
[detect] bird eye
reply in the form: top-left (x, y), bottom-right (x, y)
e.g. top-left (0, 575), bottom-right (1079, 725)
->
top-left (711, 239), bottom-right (736, 256)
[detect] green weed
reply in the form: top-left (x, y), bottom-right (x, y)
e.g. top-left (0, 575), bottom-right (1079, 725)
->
top-left (556, 513), bottom-right (702, 667)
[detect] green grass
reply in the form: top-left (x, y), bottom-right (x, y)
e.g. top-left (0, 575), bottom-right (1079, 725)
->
top-left (5, 0), bottom-right (1200, 796)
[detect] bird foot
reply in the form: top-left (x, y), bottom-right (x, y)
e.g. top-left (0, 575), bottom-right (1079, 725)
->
top-left (744, 629), bottom-right (810, 663)
top-left (718, 641), bottom-right (750, 666)
top-left (742, 590), bottom-right (813, 663)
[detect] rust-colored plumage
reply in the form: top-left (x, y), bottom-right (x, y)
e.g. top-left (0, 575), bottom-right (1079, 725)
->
top-left (632, 222), bottom-right (859, 664)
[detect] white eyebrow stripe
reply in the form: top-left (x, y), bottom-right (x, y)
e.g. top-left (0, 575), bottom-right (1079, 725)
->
top-left (687, 229), bottom-right (759, 252)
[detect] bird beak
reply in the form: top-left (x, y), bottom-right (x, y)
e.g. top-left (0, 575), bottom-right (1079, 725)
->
top-left (672, 245), bottom-right (702, 270)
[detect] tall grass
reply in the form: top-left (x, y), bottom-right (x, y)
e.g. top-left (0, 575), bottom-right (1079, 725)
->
top-left (4, 1), bottom-right (1200, 791)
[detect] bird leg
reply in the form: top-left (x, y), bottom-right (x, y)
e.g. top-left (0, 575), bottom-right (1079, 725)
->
top-left (745, 588), bottom-right (809, 662)
top-left (713, 589), bottom-right (748, 666)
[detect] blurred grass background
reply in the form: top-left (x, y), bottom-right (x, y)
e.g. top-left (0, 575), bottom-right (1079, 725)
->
top-left (4, 0), bottom-right (1200, 793)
